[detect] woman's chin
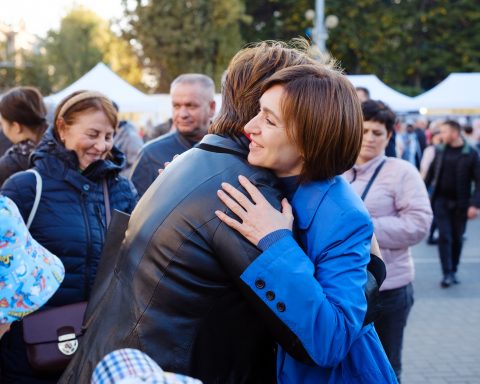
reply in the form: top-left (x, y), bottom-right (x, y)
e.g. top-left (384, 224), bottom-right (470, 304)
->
top-left (247, 154), bottom-right (263, 168)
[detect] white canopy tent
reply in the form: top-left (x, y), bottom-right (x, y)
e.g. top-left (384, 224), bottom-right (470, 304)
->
top-left (45, 63), bottom-right (159, 113)
top-left (413, 73), bottom-right (480, 114)
top-left (347, 74), bottom-right (416, 112)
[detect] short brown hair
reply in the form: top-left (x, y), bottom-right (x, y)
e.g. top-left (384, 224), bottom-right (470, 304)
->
top-left (442, 119), bottom-right (461, 132)
top-left (210, 40), bottom-right (329, 136)
top-left (263, 64), bottom-right (363, 182)
top-left (362, 100), bottom-right (396, 134)
top-left (53, 90), bottom-right (118, 139)
top-left (0, 86), bottom-right (48, 139)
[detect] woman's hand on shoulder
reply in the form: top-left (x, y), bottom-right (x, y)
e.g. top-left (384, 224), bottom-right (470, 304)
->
top-left (215, 175), bottom-right (293, 246)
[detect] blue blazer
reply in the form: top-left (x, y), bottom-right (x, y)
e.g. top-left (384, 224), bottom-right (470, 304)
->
top-left (241, 176), bottom-right (397, 383)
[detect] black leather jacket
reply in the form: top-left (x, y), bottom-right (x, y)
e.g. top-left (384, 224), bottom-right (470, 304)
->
top-left (60, 134), bottom-right (311, 384)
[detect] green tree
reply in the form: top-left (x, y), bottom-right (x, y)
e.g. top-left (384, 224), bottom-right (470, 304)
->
top-left (43, 7), bottom-right (144, 92)
top-left (0, 38), bottom-right (17, 91)
top-left (44, 7), bottom-right (105, 91)
top-left (16, 49), bottom-right (54, 95)
top-left (326, 0), bottom-right (480, 94)
top-left (122, 0), bottom-right (247, 92)
top-left (237, 0), bottom-right (480, 95)
top-left (241, 0), bottom-right (314, 43)
top-left (102, 29), bottom-right (145, 90)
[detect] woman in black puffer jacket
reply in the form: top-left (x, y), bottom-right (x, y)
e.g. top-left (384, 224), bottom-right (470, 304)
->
top-left (0, 91), bottom-right (138, 383)
top-left (0, 86), bottom-right (48, 185)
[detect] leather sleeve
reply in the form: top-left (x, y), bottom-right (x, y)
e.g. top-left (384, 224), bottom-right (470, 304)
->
top-left (212, 172), bottom-right (313, 364)
top-left (363, 254), bottom-right (386, 326)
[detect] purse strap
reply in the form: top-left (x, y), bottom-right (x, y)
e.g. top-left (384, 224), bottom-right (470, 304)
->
top-left (361, 159), bottom-right (386, 201)
top-left (103, 179), bottom-right (111, 227)
top-left (26, 169), bottom-right (42, 229)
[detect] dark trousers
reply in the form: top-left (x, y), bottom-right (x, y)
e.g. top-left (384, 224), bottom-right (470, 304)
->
top-left (433, 197), bottom-right (468, 275)
top-left (374, 283), bottom-right (414, 383)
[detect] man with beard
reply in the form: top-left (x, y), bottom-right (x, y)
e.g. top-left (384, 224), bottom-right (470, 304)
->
top-left (130, 74), bottom-right (216, 196)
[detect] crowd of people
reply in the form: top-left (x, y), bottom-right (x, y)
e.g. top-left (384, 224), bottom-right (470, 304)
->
top-left (0, 38), bottom-right (479, 384)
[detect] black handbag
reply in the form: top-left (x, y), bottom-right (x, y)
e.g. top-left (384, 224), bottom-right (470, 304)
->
top-left (22, 301), bottom-right (88, 374)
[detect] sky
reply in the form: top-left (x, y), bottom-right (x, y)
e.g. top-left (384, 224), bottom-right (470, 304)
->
top-left (0, 0), bottom-right (124, 37)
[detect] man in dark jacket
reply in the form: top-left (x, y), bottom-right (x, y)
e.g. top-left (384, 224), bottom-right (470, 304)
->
top-left (426, 120), bottom-right (480, 287)
top-left (130, 74), bottom-right (216, 196)
top-left (60, 42), bottom-right (384, 384)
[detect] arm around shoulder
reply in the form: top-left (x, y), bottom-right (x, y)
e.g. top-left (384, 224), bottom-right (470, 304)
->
top-left (212, 176), bottom-right (314, 364)
top-left (240, 206), bottom-right (374, 367)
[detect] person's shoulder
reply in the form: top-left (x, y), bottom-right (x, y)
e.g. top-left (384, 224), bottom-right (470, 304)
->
top-left (3, 169), bottom-right (36, 186)
top-left (385, 156), bottom-right (419, 174)
top-left (110, 175), bottom-right (138, 197)
top-left (296, 178), bottom-right (372, 233)
top-left (142, 132), bottom-right (177, 152)
top-left (330, 176), bottom-right (368, 210)
top-left (1, 170), bottom-right (38, 212)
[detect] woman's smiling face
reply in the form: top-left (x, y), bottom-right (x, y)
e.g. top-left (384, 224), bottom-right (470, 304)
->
top-left (244, 85), bottom-right (303, 177)
top-left (59, 110), bottom-right (114, 170)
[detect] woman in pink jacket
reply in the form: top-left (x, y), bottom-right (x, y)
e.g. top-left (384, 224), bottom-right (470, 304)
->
top-left (344, 100), bottom-right (433, 383)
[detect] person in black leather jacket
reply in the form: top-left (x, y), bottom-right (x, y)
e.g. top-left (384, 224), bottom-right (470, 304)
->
top-left (0, 91), bottom-right (138, 383)
top-left (59, 41), bottom-right (319, 384)
top-left (60, 41), bottom-right (385, 384)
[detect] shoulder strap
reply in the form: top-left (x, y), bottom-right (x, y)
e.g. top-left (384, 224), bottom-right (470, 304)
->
top-left (103, 180), bottom-right (111, 228)
top-left (196, 142), bottom-right (248, 159)
top-left (361, 159), bottom-right (386, 201)
top-left (26, 169), bottom-right (42, 229)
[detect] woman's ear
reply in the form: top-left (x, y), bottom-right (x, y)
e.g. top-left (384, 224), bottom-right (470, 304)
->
top-left (11, 121), bottom-right (22, 134)
top-left (387, 131), bottom-right (393, 141)
top-left (56, 118), bottom-right (66, 142)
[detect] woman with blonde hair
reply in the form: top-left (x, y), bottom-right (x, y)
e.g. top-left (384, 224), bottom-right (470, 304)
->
top-left (0, 91), bottom-right (138, 383)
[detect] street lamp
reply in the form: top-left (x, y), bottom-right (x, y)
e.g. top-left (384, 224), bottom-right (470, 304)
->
top-left (305, 1), bottom-right (338, 53)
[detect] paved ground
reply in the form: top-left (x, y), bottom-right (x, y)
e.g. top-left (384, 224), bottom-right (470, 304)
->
top-left (402, 217), bottom-right (480, 384)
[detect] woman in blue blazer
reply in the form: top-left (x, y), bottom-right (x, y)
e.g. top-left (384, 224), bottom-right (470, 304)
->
top-left (216, 65), bottom-right (397, 383)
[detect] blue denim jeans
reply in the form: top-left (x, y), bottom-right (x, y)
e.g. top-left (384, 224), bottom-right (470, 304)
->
top-left (374, 282), bottom-right (414, 383)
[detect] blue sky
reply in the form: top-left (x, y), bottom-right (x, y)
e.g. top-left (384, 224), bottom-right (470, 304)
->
top-left (0, 0), bottom-right (124, 37)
